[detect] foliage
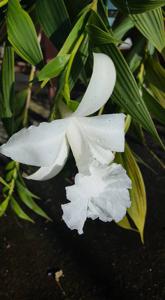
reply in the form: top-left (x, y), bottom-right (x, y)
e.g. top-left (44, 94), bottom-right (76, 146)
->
top-left (0, 161), bottom-right (51, 221)
top-left (0, 0), bottom-right (164, 240)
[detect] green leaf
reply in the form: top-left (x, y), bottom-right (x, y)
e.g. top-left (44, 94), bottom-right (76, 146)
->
top-left (6, 170), bottom-right (14, 182)
top-left (16, 181), bottom-right (51, 221)
top-left (144, 56), bottom-right (165, 108)
top-left (10, 197), bottom-right (34, 223)
top-left (7, 0), bottom-right (43, 65)
top-left (67, 100), bottom-right (79, 111)
top-left (88, 12), bottom-right (161, 145)
top-left (0, 0), bottom-right (8, 8)
top-left (41, 11), bottom-right (89, 89)
top-left (0, 176), bottom-right (10, 188)
top-left (113, 17), bottom-right (134, 40)
top-left (142, 88), bottom-right (165, 125)
top-left (50, 11), bottom-right (90, 116)
top-left (0, 197), bottom-right (9, 217)
top-left (17, 173), bottom-right (40, 200)
top-left (22, 188), bottom-right (40, 200)
top-left (64, 0), bottom-right (90, 20)
top-left (59, 10), bottom-right (89, 56)
top-left (37, 55), bottom-right (70, 81)
top-left (5, 160), bottom-right (15, 171)
top-left (11, 88), bottom-right (27, 132)
top-left (97, 0), bottom-right (110, 29)
top-left (0, 44), bottom-right (14, 118)
top-left (36, 0), bottom-right (71, 49)
top-left (130, 8), bottom-right (165, 53)
top-left (87, 24), bottom-right (120, 45)
top-left (13, 89), bottom-right (27, 116)
top-left (111, 0), bottom-right (165, 13)
top-left (69, 33), bottom-right (89, 90)
top-left (3, 89), bottom-right (27, 135)
top-left (127, 37), bottom-right (146, 73)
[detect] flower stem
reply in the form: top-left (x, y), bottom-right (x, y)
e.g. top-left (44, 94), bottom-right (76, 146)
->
top-left (23, 65), bottom-right (36, 127)
top-left (23, 32), bottom-right (42, 127)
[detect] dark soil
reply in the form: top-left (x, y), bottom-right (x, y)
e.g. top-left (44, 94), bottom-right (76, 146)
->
top-left (0, 142), bottom-right (165, 300)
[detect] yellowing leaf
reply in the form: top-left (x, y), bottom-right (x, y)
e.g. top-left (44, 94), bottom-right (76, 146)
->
top-left (124, 144), bottom-right (147, 243)
top-left (117, 216), bottom-right (134, 231)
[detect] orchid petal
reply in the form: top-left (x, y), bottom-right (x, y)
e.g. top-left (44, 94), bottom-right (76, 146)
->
top-left (26, 137), bottom-right (69, 181)
top-left (62, 201), bottom-right (88, 234)
top-left (62, 182), bottom-right (88, 234)
top-left (90, 163), bottom-right (131, 222)
top-left (66, 118), bottom-right (92, 173)
top-left (0, 119), bottom-right (68, 167)
top-left (67, 118), bottom-right (112, 173)
top-left (88, 143), bottom-right (114, 165)
top-left (79, 114), bottom-right (125, 153)
top-left (66, 114), bottom-right (125, 173)
top-left (74, 53), bottom-right (116, 117)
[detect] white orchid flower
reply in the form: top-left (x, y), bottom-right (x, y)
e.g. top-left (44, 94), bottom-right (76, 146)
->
top-left (62, 162), bottom-right (131, 234)
top-left (0, 53), bottom-right (125, 180)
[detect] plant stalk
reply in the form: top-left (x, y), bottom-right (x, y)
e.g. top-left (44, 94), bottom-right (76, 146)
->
top-left (23, 32), bottom-right (42, 126)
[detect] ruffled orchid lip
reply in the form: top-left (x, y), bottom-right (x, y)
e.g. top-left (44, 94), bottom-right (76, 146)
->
top-left (62, 162), bottom-right (131, 234)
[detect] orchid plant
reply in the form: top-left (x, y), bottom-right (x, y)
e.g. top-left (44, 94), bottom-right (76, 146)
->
top-left (0, 0), bottom-right (164, 241)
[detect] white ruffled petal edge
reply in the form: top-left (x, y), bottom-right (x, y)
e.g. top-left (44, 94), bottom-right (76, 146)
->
top-left (62, 163), bottom-right (131, 234)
